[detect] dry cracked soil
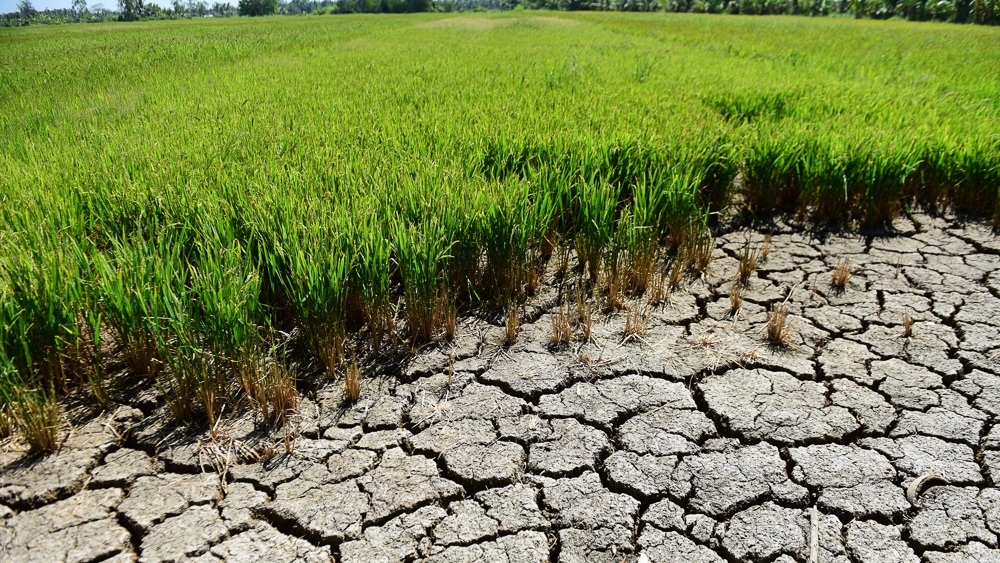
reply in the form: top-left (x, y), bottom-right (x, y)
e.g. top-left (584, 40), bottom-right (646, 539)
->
top-left (4, 213), bottom-right (1000, 563)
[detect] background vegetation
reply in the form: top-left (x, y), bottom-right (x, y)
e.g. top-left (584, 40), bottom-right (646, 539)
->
top-left (1, 13), bottom-right (998, 449)
top-left (3, 0), bottom-right (997, 24)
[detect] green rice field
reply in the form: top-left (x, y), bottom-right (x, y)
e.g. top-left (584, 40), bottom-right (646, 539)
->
top-left (2, 12), bottom-right (999, 449)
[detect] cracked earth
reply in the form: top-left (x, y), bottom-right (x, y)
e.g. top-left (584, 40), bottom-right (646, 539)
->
top-left (3, 213), bottom-right (1000, 563)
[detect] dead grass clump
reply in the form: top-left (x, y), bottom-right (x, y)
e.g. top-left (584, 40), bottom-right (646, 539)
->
top-left (668, 252), bottom-right (689, 289)
top-left (504, 305), bottom-right (520, 345)
top-left (550, 304), bottom-right (572, 346)
top-left (444, 301), bottom-right (457, 341)
top-left (737, 239), bottom-right (762, 285)
top-left (603, 274), bottom-right (625, 313)
top-left (765, 304), bottom-right (792, 346)
top-left (0, 407), bottom-right (12, 438)
top-left (259, 361), bottom-right (299, 426)
top-left (622, 306), bottom-right (646, 340)
top-left (344, 360), bottom-right (362, 403)
top-left (728, 283), bottom-right (744, 313)
top-left (761, 233), bottom-right (773, 259)
top-left (647, 267), bottom-right (668, 306)
top-left (902, 312), bottom-right (914, 337)
top-left (831, 259), bottom-right (851, 290)
top-left (576, 289), bottom-right (593, 341)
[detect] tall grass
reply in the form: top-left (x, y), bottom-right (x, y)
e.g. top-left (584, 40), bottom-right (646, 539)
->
top-left (1, 13), bottom-right (998, 450)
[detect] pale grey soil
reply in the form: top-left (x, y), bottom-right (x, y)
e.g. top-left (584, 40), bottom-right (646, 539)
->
top-left (3, 213), bottom-right (1000, 562)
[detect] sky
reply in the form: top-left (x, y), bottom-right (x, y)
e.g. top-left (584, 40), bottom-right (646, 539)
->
top-left (1, 0), bottom-right (171, 14)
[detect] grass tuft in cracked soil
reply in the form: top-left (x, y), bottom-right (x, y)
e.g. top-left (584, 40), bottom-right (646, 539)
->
top-left (729, 283), bottom-right (744, 313)
top-left (550, 303), bottom-right (572, 346)
top-left (622, 305), bottom-right (647, 339)
top-left (504, 305), bottom-right (520, 345)
top-left (766, 304), bottom-right (792, 346)
top-left (344, 360), bottom-right (362, 403)
top-left (831, 259), bottom-right (851, 290)
top-left (737, 238), bottom-right (762, 285)
top-left (902, 312), bottom-right (914, 337)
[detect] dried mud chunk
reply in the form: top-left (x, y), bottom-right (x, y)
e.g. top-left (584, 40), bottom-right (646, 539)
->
top-left (860, 435), bottom-right (983, 486)
top-left (670, 442), bottom-right (807, 517)
top-left (355, 429), bottom-right (412, 453)
top-left (803, 305), bottom-right (863, 334)
top-left (497, 414), bottom-right (555, 444)
top-left (961, 323), bottom-right (1000, 354)
top-left (541, 472), bottom-right (640, 532)
top-left (0, 488), bottom-right (131, 563)
top-left (326, 448), bottom-right (378, 483)
top-left (90, 447), bottom-right (157, 488)
top-left (422, 530), bottom-right (548, 563)
top-left (721, 503), bottom-right (806, 561)
top-left (952, 369), bottom-right (1000, 416)
top-left (0, 447), bottom-right (105, 510)
top-left (527, 418), bottom-right (610, 476)
top-left (269, 469), bottom-right (368, 543)
top-left (638, 527), bottom-right (724, 563)
top-left (229, 455), bottom-right (316, 494)
top-left (922, 541), bottom-right (1000, 563)
top-left (138, 504), bottom-right (228, 563)
top-left (633, 324), bottom-right (714, 379)
top-left (557, 526), bottom-right (634, 563)
top-left (340, 505), bottom-right (446, 563)
top-left (474, 483), bottom-right (550, 533)
top-left (450, 442), bottom-right (526, 488)
top-left (788, 444), bottom-right (907, 519)
top-left (956, 292), bottom-right (1000, 327)
top-left (699, 368), bottom-right (859, 445)
top-left (410, 418), bottom-right (495, 452)
top-left (408, 381), bottom-right (526, 430)
top-left (603, 451), bottom-right (677, 500)
top-left (845, 520), bottom-right (919, 563)
top-left (192, 521), bottom-right (331, 563)
top-left (907, 486), bottom-right (997, 549)
top-left (830, 379), bottom-right (895, 435)
top-left (218, 482), bottom-right (268, 533)
top-left (889, 406), bottom-right (985, 446)
top-left (640, 498), bottom-right (685, 532)
top-left (357, 447), bottom-right (462, 525)
top-left (615, 405), bottom-right (716, 456)
top-left (819, 339), bottom-right (876, 384)
top-left (814, 287), bottom-right (879, 320)
top-left (118, 473), bottom-right (222, 534)
top-left (363, 395), bottom-right (409, 431)
top-left (536, 375), bottom-right (697, 431)
top-left (979, 488), bottom-right (1000, 536)
top-left (874, 292), bottom-right (932, 324)
top-left (432, 500), bottom-right (499, 548)
top-left (319, 425), bottom-right (363, 447)
top-left (852, 324), bottom-right (962, 376)
top-left (410, 419), bottom-right (525, 486)
top-left (872, 358), bottom-right (943, 410)
top-left (480, 351), bottom-right (575, 400)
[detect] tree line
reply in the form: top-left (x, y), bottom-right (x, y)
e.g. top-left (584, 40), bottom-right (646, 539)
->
top-left (2, 0), bottom-right (996, 30)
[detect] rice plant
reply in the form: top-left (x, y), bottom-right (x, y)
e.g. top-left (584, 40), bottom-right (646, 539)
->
top-left (0, 13), bottom-right (997, 447)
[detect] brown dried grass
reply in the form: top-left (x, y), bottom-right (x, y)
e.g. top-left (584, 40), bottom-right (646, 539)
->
top-left (766, 304), bottom-right (792, 346)
top-left (902, 312), bottom-right (914, 337)
top-left (831, 259), bottom-right (851, 290)
top-left (728, 283), bottom-right (744, 313)
top-left (344, 360), bottom-right (362, 403)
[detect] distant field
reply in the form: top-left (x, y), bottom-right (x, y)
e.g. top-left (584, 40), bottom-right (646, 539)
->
top-left (1, 13), bottom-right (998, 448)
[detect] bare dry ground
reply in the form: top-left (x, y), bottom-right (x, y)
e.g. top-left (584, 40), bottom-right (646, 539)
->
top-left (3, 213), bottom-right (1000, 563)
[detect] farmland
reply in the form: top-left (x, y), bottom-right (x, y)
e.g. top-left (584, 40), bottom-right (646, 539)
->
top-left (1, 12), bottom-right (999, 449)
